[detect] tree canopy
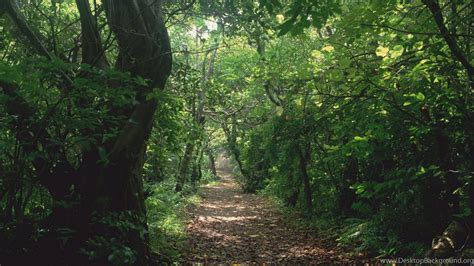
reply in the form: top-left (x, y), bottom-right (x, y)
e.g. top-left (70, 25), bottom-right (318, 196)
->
top-left (0, 0), bottom-right (473, 264)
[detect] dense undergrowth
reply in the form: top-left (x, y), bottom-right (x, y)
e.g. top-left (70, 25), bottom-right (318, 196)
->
top-left (266, 194), bottom-right (429, 258)
top-left (146, 181), bottom-right (197, 262)
top-left (145, 170), bottom-right (219, 262)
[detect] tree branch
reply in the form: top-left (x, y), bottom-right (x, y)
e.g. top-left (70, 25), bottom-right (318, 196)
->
top-left (1, 0), bottom-right (74, 87)
top-left (362, 23), bottom-right (474, 38)
top-left (75, 0), bottom-right (109, 68)
top-left (1, 0), bottom-right (51, 59)
top-left (0, 80), bottom-right (75, 199)
top-left (422, 0), bottom-right (473, 88)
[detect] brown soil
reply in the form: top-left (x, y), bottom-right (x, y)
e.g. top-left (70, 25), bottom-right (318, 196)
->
top-left (184, 157), bottom-right (352, 264)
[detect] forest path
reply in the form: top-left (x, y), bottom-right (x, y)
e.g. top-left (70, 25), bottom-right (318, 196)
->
top-left (184, 156), bottom-right (350, 264)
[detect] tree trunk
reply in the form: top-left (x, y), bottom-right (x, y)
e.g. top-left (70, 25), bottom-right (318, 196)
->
top-left (222, 120), bottom-right (249, 180)
top-left (434, 128), bottom-right (460, 217)
top-left (338, 156), bottom-right (358, 216)
top-left (2, 0), bottom-right (172, 264)
top-left (191, 146), bottom-right (204, 185)
top-left (422, 0), bottom-right (473, 89)
top-left (76, 2), bottom-right (171, 264)
top-left (207, 150), bottom-right (217, 177)
top-left (175, 46), bottom-right (217, 191)
top-left (175, 143), bottom-right (195, 192)
top-left (298, 144), bottom-right (313, 213)
top-left (282, 161), bottom-right (303, 207)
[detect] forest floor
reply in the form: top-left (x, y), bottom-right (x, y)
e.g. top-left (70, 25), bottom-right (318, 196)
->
top-left (184, 158), bottom-right (355, 264)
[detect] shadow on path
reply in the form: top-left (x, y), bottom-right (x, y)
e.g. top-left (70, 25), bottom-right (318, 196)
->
top-left (184, 156), bottom-right (350, 264)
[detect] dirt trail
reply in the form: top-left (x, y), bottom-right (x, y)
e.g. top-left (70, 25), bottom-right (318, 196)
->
top-left (184, 156), bottom-right (351, 264)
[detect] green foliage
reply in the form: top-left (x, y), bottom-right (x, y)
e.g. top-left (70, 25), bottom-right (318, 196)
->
top-left (79, 211), bottom-right (147, 265)
top-left (218, 0), bottom-right (474, 257)
top-left (145, 180), bottom-right (200, 262)
top-left (1, 0), bottom-right (474, 262)
top-left (143, 89), bottom-right (187, 181)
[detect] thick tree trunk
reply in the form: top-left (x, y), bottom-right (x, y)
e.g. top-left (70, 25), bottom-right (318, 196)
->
top-left (1, 0), bottom-right (172, 264)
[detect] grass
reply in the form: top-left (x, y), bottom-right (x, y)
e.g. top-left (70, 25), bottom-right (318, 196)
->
top-left (144, 170), bottom-right (223, 263)
top-left (145, 180), bottom-right (201, 263)
top-left (204, 180), bottom-right (221, 187)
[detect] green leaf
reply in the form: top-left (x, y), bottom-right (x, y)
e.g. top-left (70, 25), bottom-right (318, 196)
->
top-left (276, 14), bottom-right (285, 24)
top-left (98, 147), bottom-right (109, 165)
top-left (354, 136), bottom-right (368, 141)
top-left (414, 41), bottom-right (424, 50)
top-left (328, 70), bottom-right (343, 81)
top-left (135, 76), bottom-right (149, 86)
top-left (275, 106), bottom-right (284, 116)
top-left (322, 45), bottom-right (334, 53)
top-left (311, 50), bottom-right (323, 59)
top-left (277, 19), bottom-right (295, 36)
top-left (390, 45), bottom-right (404, 58)
top-left (415, 92), bottom-right (425, 101)
top-left (376, 46), bottom-right (389, 57)
top-left (339, 58), bottom-right (351, 69)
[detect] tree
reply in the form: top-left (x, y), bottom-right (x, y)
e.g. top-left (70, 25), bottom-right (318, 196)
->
top-left (1, 0), bottom-right (473, 261)
top-left (1, 0), bottom-right (171, 264)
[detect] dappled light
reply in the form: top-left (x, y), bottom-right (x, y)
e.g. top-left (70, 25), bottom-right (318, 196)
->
top-left (1, 0), bottom-right (473, 265)
top-left (185, 160), bottom-right (352, 264)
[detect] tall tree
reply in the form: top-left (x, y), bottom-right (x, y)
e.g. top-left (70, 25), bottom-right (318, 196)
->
top-left (1, 0), bottom-right (172, 264)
